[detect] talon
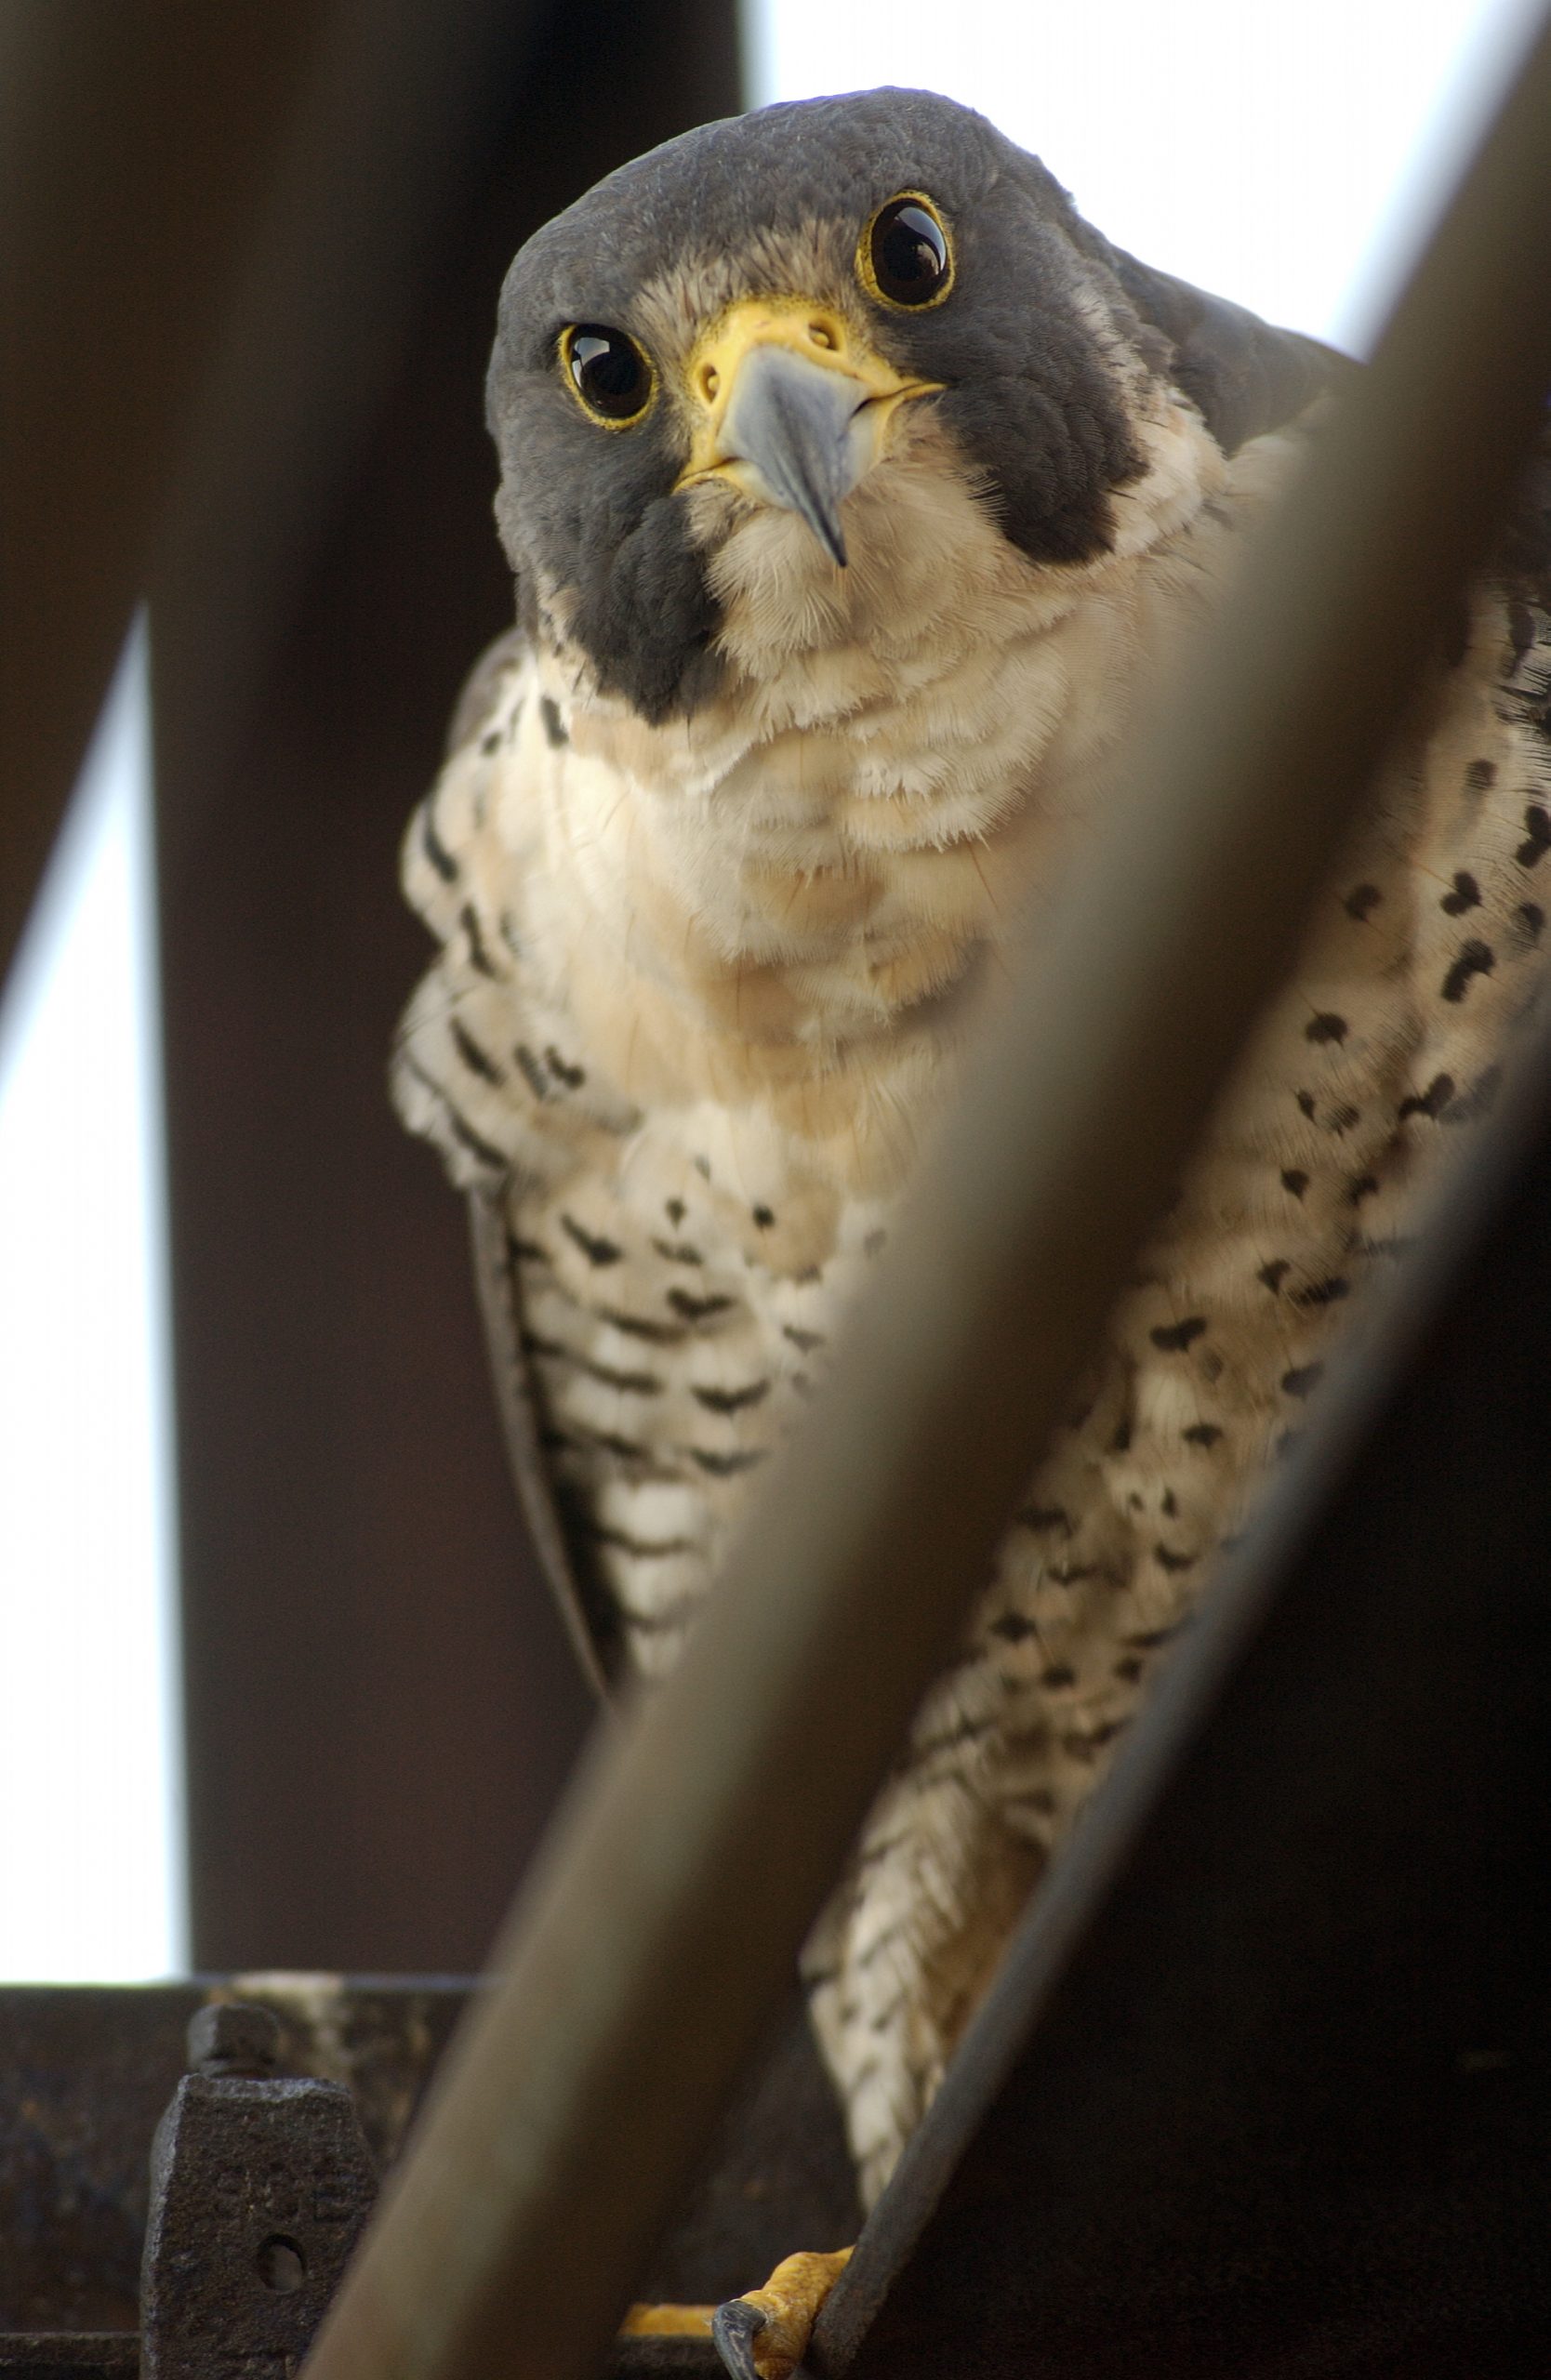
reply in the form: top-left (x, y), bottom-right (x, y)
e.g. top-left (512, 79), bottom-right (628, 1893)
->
top-left (711, 2296), bottom-right (769, 2380)
top-left (709, 2250), bottom-right (853, 2380)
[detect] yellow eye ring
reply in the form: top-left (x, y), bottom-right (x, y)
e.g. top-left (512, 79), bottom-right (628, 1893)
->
top-left (560, 323), bottom-right (656, 428)
top-left (857, 192), bottom-right (955, 311)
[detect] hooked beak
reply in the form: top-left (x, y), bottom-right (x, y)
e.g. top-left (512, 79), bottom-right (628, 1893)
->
top-left (674, 298), bottom-right (941, 566)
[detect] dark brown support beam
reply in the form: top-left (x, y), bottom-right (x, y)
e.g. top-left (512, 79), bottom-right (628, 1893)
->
top-left (152, 0), bottom-right (742, 1972)
top-left (0, 2), bottom-right (330, 996)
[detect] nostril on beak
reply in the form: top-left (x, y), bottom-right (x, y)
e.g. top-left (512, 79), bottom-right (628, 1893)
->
top-left (699, 363), bottom-right (721, 403)
top-left (808, 322), bottom-right (836, 351)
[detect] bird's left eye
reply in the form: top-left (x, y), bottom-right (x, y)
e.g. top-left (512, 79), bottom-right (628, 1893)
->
top-left (859, 193), bottom-right (954, 310)
top-left (561, 324), bottom-right (655, 425)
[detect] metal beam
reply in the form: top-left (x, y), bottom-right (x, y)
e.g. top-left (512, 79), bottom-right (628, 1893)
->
top-left (0, 1), bottom-right (328, 996)
top-left (152, 0), bottom-right (739, 1974)
top-left (300, 16), bottom-right (1551, 2380)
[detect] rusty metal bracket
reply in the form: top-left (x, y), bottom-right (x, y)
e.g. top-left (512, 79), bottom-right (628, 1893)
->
top-left (0, 1977), bottom-right (852, 2380)
top-left (139, 2004), bottom-right (378, 2380)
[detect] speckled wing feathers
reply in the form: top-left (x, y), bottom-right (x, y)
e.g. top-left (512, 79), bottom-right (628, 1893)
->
top-left (801, 547), bottom-right (1551, 2194)
top-left (467, 1182), bottom-right (619, 1697)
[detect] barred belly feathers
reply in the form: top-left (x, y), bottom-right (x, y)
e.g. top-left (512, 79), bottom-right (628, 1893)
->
top-left (392, 89), bottom-right (1551, 2205)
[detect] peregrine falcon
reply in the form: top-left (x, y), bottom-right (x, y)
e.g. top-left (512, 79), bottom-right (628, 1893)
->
top-left (392, 81), bottom-right (1551, 2326)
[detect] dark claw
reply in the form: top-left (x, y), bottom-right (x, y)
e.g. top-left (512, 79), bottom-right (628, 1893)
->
top-left (711, 2297), bottom-right (767, 2380)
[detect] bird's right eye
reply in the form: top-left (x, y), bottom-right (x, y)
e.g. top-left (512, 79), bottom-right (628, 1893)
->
top-left (561, 324), bottom-right (655, 426)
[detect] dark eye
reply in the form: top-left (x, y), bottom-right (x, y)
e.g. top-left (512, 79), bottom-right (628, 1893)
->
top-left (863, 194), bottom-right (953, 310)
top-left (562, 324), bottom-right (655, 424)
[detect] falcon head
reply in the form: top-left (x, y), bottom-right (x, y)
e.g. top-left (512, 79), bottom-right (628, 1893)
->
top-left (486, 87), bottom-right (1330, 721)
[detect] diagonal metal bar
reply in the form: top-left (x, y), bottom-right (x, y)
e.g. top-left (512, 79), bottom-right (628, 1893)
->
top-left (301, 17), bottom-right (1551, 2380)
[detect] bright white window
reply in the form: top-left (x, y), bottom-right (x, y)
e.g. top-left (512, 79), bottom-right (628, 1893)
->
top-left (742, 0), bottom-right (1541, 351)
top-left (0, 620), bottom-right (186, 1980)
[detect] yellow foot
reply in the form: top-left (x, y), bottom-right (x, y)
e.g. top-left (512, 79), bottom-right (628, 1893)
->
top-left (619, 2302), bottom-right (718, 2339)
top-left (709, 2248), bottom-right (853, 2380)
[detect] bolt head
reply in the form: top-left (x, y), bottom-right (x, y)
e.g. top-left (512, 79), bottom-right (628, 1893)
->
top-left (188, 2000), bottom-right (281, 2076)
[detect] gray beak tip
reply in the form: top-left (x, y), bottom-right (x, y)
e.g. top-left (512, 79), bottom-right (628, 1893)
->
top-left (722, 344), bottom-right (861, 572)
top-left (817, 514), bottom-right (849, 568)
